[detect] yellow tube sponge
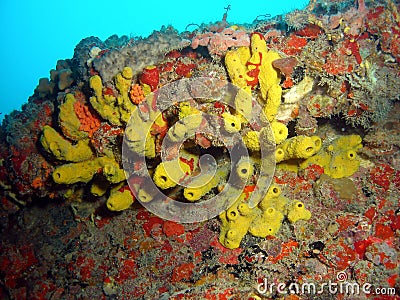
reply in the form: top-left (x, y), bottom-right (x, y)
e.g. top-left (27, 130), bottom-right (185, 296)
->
top-left (58, 94), bottom-right (88, 141)
top-left (90, 178), bottom-right (109, 196)
top-left (235, 157), bottom-right (254, 181)
top-left (225, 49), bottom-right (251, 94)
top-left (243, 130), bottom-right (260, 151)
top-left (106, 186), bottom-right (135, 211)
top-left (52, 157), bottom-right (124, 185)
top-left (259, 185), bottom-right (288, 212)
top-left (219, 201), bottom-right (257, 249)
top-left (103, 160), bottom-right (126, 184)
top-left (276, 135), bottom-right (322, 163)
top-left (249, 206), bottom-right (284, 237)
top-left (263, 84), bottom-right (282, 122)
top-left (114, 67), bottom-right (136, 124)
top-left (183, 164), bottom-right (229, 201)
top-left (222, 112), bottom-right (241, 133)
top-left (167, 113), bottom-right (203, 142)
top-left (287, 200), bottom-right (312, 223)
top-left (184, 186), bottom-right (206, 202)
top-left (137, 188), bottom-right (154, 203)
top-left (184, 182), bottom-right (210, 202)
top-left (259, 49), bottom-right (281, 100)
top-left (246, 33), bottom-right (267, 89)
top-left (124, 113), bottom-right (155, 158)
top-left (179, 101), bottom-right (200, 119)
top-left (52, 160), bottom-right (98, 184)
top-left (89, 71), bottom-right (137, 126)
top-left (41, 125), bottom-right (93, 162)
top-left (183, 180), bottom-right (212, 201)
top-left (153, 154), bottom-right (195, 189)
top-left (275, 148), bottom-right (286, 163)
top-left (259, 185), bottom-right (281, 208)
top-left (128, 177), bottom-right (158, 203)
top-left (234, 88), bottom-right (252, 122)
top-left (153, 161), bottom-right (182, 189)
top-left (266, 185), bottom-right (282, 198)
top-left (300, 134), bottom-right (362, 178)
top-left (326, 151), bottom-right (360, 178)
top-left (271, 121), bottom-right (288, 145)
top-left (89, 75), bottom-right (103, 98)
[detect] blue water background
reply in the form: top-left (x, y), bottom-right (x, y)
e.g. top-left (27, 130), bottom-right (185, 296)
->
top-left (0, 0), bottom-right (308, 122)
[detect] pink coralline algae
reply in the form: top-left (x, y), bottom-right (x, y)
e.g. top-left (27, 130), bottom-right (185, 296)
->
top-left (191, 28), bottom-right (250, 55)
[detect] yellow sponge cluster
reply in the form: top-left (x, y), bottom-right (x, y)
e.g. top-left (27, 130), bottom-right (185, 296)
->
top-left (246, 33), bottom-right (283, 125)
top-left (225, 33), bottom-right (288, 149)
top-left (40, 125), bottom-right (93, 162)
top-left (167, 102), bottom-right (203, 142)
top-left (219, 185), bottom-right (312, 249)
top-left (219, 200), bottom-right (256, 249)
top-left (106, 185), bottom-right (135, 212)
top-left (287, 200), bottom-right (312, 223)
top-left (52, 156), bottom-right (125, 185)
top-left (243, 130), bottom-right (260, 151)
top-left (271, 121), bottom-right (289, 145)
top-left (222, 112), bottom-right (242, 133)
top-left (221, 32), bottom-right (318, 249)
top-left (276, 135), bottom-right (322, 163)
top-left (41, 67), bottom-right (169, 212)
top-left (41, 112), bottom-right (127, 203)
top-left (124, 110), bottom-right (156, 158)
top-left (153, 160), bottom-right (189, 190)
top-left (89, 67), bottom-right (137, 126)
top-left (183, 164), bottom-right (229, 202)
top-left (153, 150), bottom-right (199, 190)
top-left (225, 46), bottom-right (252, 94)
top-left (300, 135), bottom-right (363, 178)
top-left (58, 93), bottom-right (88, 141)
